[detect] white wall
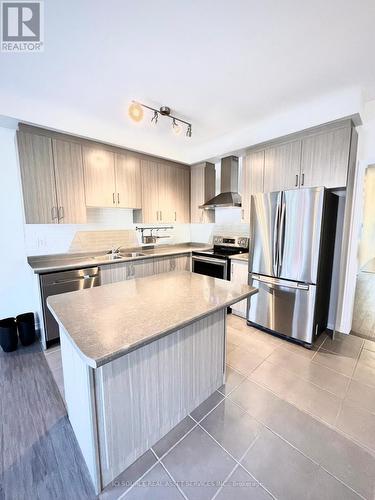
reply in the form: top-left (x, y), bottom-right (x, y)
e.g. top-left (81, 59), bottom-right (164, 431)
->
top-left (0, 127), bottom-right (36, 318)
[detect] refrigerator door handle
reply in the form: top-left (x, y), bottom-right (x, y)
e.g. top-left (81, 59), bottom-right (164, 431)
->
top-left (251, 274), bottom-right (309, 290)
top-left (273, 197), bottom-right (281, 275)
top-left (278, 201), bottom-right (286, 275)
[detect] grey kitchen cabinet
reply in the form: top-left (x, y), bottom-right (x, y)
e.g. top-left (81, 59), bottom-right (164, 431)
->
top-left (140, 159), bottom-right (162, 223)
top-left (140, 161), bottom-right (190, 224)
top-left (17, 131), bottom-right (58, 224)
top-left (102, 254), bottom-right (190, 284)
top-left (52, 139), bottom-right (87, 223)
top-left (83, 147), bottom-right (143, 209)
top-left (83, 146), bottom-right (117, 208)
top-left (153, 254), bottom-right (191, 274)
top-left (230, 259), bottom-right (249, 318)
top-left (115, 153), bottom-right (142, 208)
top-left (17, 131), bottom-right (86, 224)
top-left (263, 140), bottom-right (302, 192)
top-left (241, 150), bottom-right (264, 223)
top-left (190, 162), bottom-right (216, 223)
top-left (300, 126), bottom-right (352, 188)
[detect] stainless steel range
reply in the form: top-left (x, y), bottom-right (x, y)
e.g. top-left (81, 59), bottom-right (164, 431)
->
top-left (192, 236), bottom-right (249, 280)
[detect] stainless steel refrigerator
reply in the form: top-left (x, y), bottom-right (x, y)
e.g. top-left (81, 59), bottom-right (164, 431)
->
top-left (247, 187), bottom-right (338, 346)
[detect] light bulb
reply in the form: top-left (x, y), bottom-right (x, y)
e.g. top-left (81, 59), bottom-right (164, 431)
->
top-left (128, 102), bottom-right (144, 122)
top-left (172, 119), bottom-right (182, 135)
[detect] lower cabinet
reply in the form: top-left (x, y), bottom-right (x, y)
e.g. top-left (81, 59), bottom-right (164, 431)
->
top-left (100, 254), bottom-right (191, 284)
top-left (230, 259), bottom-right (249, 318)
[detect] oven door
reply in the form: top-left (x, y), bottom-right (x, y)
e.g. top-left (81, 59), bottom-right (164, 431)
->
top-left (192, 255), bottom-right (228, 280)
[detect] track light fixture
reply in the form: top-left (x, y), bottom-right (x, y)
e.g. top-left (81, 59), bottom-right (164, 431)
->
top-left (128, 100), bottom-right (192, 137)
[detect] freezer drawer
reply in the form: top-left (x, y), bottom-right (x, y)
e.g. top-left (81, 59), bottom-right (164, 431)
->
top-left (248, 274), bottom-right (316, 344)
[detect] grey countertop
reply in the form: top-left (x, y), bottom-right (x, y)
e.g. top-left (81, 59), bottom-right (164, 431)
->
top-left (229, 252), bottom-right (249, 262)
top-left (28, 243), bottom-right (211, 274)
top-left (47, 271), bottom-right (258, 368)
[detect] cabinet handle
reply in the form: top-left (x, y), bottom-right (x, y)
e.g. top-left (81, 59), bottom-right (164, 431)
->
top-left (301, 173), bottom-right (305, 186)
top-left (112, 193), bottom-right (115, 205)
top-left (156, 211), bottom-right (159, 221)
top-left (51, 207), bottom-right (58, 221)
top-left (174, 211), bottom-right (177, 222)
top-left (58, 206), bottom-right (64, 221)
top-left (117, 193), bottom-right (120, 205)
top-left (295, 174), bottom-right (299, 187)
top-left (241, 209), bottom-right (244, 220)
top-left (160, 211), bottom-right (162, 221)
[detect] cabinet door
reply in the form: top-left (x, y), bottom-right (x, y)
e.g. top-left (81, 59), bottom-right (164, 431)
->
top-left (230, 260), bottom-right (248, 318)
top-left (17, 131), bottom-right (58, 224)
top-left (110, 262), bottom-right (132, 283)
top-left (300, 127), bottom-right (351, 189)
top-left (263, 141), bottom-right (301, 192)
top-left (83, 146), bottom-right (116, 208)
top-left (141, 159), bottom-right (159, 223)
top-left (190, 164), bottom-right (215, 223)
top-left (115, 153), bottom-right (142, 208)
top-left (133, 258), bottom-right (154, 279)
top-left (153, 256), bottom-right (172, 274)
top-left (241, 150), bottom-right (264, 223)
top-left (158, 162), bottom-right (175, 223)
top-left (52, 139), bottom-right (87, 224)
top-left (175, 167), bottom-right (190, 223)
top-left (174, 254), bottom-right (190, 271)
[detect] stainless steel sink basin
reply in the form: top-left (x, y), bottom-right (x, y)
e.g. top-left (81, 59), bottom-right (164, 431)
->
top-left (93, 254), bottom-right (124, 261)
top-left (122, 252), bottom-right (146, 257)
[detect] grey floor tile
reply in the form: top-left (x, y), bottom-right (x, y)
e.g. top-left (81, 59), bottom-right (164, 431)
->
top-left (230, 379), bottom-right (375, 499)
top-left (280, 338), bottom-right (320, 359)
top-left (336, 401), bottom-right (375, 451)
top-left (215, 465), bottom-right (273, 500)
top-left (267, 347), bottom-right (350, 397)
top-left (100, 449), bottom-right (157, 499)
top-left (313, 348), bottom-right (358, 377)
top-left (353, 349), bottom-right (375, 387)
top-left (226, 345), bottom-right (267, 376)
top-left (190, 391), bottom-right (224, 422)
top-left (364, 340), bottom-right (375, 352)
top-left (152, 415), bottom-right (196, 458)
top-left (286, 376), bottom-right (342, 425)
top-left (345, 378), bottom-right (375, 413)
top-left (241, 427), bottom-right (319, 500)
top-left (218, 366), bottom-right (245, 395)
top-left (321, 333), bottom-right (364, 358)
top-left (162, 426), bottom-right (236, 500)
top-left (249, 360), bottom-right (300, 398)
top-left (308, 467), bottom-right (362, 500)
top-left (124, 463), bottom-right (184, 500)
top-left (200, 399), bottom-right (261, 460)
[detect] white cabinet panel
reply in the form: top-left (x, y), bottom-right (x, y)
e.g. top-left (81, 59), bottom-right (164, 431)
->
top-left (230, 260), bottom-right (249, 318)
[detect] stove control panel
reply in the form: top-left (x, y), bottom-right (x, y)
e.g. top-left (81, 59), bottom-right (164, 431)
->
top-left (213, 235), bottom-right (249, 249)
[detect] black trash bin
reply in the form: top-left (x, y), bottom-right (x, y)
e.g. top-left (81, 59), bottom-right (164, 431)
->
top-left (0, 317), bottom-right (18, 352)
top-left (16, 313), bottom-right (36, 346)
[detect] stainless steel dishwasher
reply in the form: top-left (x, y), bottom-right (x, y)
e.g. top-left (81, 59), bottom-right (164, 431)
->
top-left (40, 267), bottom-right (101, 345)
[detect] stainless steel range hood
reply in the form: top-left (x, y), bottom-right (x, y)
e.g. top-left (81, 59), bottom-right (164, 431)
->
top-left (200, 156), bottom-right (241, 209)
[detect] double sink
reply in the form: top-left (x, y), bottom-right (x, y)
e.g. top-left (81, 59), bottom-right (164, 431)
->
top-left (93, 252), bottom-right (147, 261)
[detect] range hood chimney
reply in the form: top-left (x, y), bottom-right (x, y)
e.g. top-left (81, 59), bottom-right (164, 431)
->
top-left (200, 156), bottom-right (241, 209)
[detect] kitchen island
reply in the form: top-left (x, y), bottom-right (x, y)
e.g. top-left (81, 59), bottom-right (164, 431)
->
top-left (47, 271), bottom-right (257, 493)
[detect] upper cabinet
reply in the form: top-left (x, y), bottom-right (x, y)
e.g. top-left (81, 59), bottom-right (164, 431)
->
top-left (115, 153), bottom-right (142, 209)
top-left (263, 141), bottom-right (302, 192)
top-left (190, 162), bottom-right (216, 224)
top-left (83, 146), bottom-right (116, 208)
top-left (241, 150), bottom-right (264, 223)
top-left (300, 126), bottom-right (352, 189)
top-left (52, 139), bottom-right (87, 224)
top-left (140, 160), bottom-right (190, 224)
top-left (18, 130), bottom-right (86, 224)
top-left (83, 146), bottom-right (143, 209)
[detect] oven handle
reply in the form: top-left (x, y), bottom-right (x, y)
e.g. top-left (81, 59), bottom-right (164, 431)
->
top-left (192, 256), bottom-right (227, 266)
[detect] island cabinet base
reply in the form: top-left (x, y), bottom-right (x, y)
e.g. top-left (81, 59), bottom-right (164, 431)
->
top-left (60, 309), bottom-right (226, 493)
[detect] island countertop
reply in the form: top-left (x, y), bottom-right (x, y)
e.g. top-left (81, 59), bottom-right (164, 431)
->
top-left (47, 271), bottom-right (257, 368)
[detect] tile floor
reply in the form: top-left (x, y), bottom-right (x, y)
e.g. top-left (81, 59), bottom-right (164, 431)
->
top-left (44, 315), bottom-right (375, 500)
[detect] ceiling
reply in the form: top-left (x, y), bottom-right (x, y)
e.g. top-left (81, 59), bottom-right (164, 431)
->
top-left (1, 0), bottom-right (375, 163)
